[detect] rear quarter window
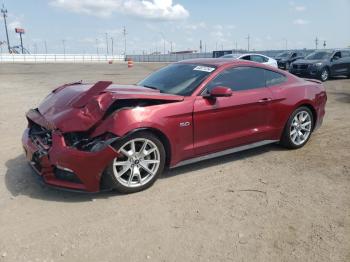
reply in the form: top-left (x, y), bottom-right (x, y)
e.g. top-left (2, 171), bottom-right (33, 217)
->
top-left (265, 70), bottom-right (287, 86)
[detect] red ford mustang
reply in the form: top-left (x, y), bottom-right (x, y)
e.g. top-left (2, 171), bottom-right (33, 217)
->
top-left (22, 59), bottom-right (327, 193)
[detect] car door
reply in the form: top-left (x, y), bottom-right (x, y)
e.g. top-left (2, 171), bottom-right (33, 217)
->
top-left (330, 51), bottom-right (350, 76)
top-left (193, 66), bottom-right (275, 156)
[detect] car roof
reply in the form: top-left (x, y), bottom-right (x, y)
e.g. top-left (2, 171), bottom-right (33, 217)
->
top-left (177, 58), bottom-right (271, 68)
top-left (239, 53), bottom-right (269, 58)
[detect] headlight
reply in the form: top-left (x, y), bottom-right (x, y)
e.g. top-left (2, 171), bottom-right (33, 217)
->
top-left (64, 132), bottom-right (118, 152)
top-left (315, 62), bottom-right (323, 67)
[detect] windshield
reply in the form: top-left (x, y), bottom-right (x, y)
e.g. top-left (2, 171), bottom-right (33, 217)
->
top-left (221, 54), bottom-right (241, 59)
top-left (305, 51), bottom-right (332, 60)
top-left (138, 63), bottom-right (216, 96)
top-left (276, 52), bottom-right (291, 58)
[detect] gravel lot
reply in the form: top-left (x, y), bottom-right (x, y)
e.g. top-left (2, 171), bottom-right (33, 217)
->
top-left (0, 63), bottom-right (349, 262)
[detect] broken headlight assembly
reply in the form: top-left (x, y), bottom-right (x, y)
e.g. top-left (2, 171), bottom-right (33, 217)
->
top-left (64, 132), bottom-right (118, 152)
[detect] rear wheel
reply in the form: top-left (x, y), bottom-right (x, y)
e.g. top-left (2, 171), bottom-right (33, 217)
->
top-left (280, 107), bottom-right (314, 149)
top-left (319, 68), bottom-right (329, 82)
top-left (103, 132), bottom-right (165, 193)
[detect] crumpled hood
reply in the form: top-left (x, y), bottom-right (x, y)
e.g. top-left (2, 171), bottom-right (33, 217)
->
top-left (36, 82), bottom-right (184, 132)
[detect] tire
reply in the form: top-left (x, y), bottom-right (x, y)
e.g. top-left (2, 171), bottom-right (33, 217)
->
top-left (102, 131), bottom-right (166, 194)
top-left (280, 106), bottom-right (314, 149)
top-left (285, 62), bottom-right (290, 70)
top-left (319, 68), bottom-right (329, 82)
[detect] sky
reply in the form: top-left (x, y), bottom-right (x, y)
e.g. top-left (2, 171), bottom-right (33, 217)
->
top-left (0, 0), bottom-right (349, 54)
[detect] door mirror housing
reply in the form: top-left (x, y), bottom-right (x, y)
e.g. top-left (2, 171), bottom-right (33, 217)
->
top-left (207, 86), bottom-right (233, 98)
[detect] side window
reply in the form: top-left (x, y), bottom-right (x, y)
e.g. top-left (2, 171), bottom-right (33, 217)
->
top-left (251, 55), bottom-right (265, 63)
top-left (291, 53), bottom-right (297, 58)
top-left (265, 70), bottom-right (287, 86)
top-left (333, 51), bottom-right (341, 59)
top-left (341, 51), bottom-right (350, 58)
top-left (240, 55), bottom-right (251, 61)
top-left (205, 67), bottom-right (266, 92)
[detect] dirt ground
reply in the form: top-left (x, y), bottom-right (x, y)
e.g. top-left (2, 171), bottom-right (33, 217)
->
top-left (0, 63), bottom-right (349, 262)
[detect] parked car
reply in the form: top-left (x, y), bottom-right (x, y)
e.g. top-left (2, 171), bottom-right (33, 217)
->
top-left (221, 53), bottom-right (278, 67)
top-left (289, 49), bottom-right (350, 81)
top-left (22, 59), bottom-right (327, 193)
top-left (275, 51), bottom-right (304, 70)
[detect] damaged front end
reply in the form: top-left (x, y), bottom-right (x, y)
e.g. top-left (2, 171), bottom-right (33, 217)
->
top-left (23, 110), bottom-right (119, 192)
top-left (22, 81), bottom-right (183, 192)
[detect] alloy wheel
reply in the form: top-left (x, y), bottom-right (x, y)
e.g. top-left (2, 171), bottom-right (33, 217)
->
top-left (113, 138), bottom-right (160, 188)
top-left (321, 69), bottom-right (329, 81)
top-left (290, 111), bottom-right (312, 146)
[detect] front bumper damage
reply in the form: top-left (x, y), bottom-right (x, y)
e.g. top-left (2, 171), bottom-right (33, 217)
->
top-left (22, 111), bottom-right (119, 193)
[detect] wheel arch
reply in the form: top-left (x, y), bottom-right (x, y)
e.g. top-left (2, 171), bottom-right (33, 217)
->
top-left (115, 127), bottom-right (172, 168)
top-left (294, 103), bottom-right (318, 130)
top-left (100, 127), bottom-right (172, 191)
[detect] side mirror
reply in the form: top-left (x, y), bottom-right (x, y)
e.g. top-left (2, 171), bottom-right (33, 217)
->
top-left (208, 86), bottom-right (232, 98)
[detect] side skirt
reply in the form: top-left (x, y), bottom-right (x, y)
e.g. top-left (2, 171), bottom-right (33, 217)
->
top-left (172, 140), bottom-right (278, 168)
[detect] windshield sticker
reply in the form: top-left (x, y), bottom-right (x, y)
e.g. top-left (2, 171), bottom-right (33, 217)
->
top-left (193, 66), bottom-right (215, 72)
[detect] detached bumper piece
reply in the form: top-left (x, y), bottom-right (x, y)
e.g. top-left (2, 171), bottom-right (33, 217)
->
top-left (22, 111), bottom-right (119, 192)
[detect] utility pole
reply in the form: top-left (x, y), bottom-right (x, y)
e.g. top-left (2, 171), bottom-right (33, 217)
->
top-left (123, 26), bottom-right (127, 56)
top-left (159, 32), bottom-right (166, 54)
top-left (199, 40), bottom-right (203, 53)
top-left (15, 28), bottom-right (25, 54)
top-left (1, 4), bottom-right (11, 53)
top-left (96, 38), bottom-right (99, 55)
top-left (62, 39), bottom-right (66, 55)
top-left (170, 41), bottom-right (173, 53)
top-left (105, 33), bottom-right (109, 55)
top-left (246, 34), bottom-right (250, 51)
top-left (315, 37), bottom-right (319, 49)
top-left (323, 40), bottom-right (326, 49)
top-left (111, 37), bottom-right (114, 56)
top-left (33, 43), bottom-right (37, 54)
top-left (44, 40), bottom-right (48, 54)
top-left (163, 38), bottom-right (165, 54)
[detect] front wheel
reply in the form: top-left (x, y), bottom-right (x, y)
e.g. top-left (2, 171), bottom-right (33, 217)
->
top-left (319, 68), bottom-right (329, 82)
top-left (280, 107), bottom-right (314, 149)
top-left (285, 62), bottom-right (290, 70)
top-left (103, 132), bottom-right (165, 194)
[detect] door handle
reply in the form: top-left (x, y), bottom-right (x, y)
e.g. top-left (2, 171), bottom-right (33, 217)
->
top-left (258, 98), bottom-right (272, 103)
